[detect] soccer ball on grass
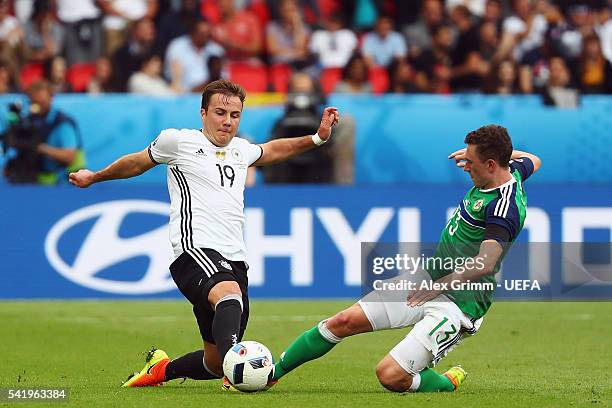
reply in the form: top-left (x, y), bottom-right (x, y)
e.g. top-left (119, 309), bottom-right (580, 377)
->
top-left (222, 340), bottom-right (274, 392)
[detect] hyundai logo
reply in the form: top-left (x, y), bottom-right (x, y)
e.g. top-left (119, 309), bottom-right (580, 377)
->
top-left (45, 200), bottom-right (175, 295)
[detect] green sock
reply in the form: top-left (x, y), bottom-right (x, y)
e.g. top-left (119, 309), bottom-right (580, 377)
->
top-left (273, 324), bottom-right (337, 380)
top-left (415, 368), bottom-right (455, 392)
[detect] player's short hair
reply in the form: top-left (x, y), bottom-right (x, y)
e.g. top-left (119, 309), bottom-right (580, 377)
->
top-left (201, 80), bottom-right (246, 111)
top-left (26, 80), bottom-right (53, 96)
top-left (464, 124), bottom-right (513, 167)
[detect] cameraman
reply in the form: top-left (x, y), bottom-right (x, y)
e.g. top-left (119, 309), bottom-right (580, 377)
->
top-left (3, 80), bottom-right (85, 184)
top-left (262, 72), bottom-right (334, 183)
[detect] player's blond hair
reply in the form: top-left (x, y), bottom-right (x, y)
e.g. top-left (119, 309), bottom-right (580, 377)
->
top-left (201, 80), bottom-right (246, 111)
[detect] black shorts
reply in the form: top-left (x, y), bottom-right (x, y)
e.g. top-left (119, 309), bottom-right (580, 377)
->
top-left (169, 248), bottom-right (249, 344)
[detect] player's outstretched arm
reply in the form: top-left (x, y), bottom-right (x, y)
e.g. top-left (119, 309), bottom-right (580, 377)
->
top-left (253, 107), bottom-right (339, 166)
top-left (69, 148), bottom-right (157, 188)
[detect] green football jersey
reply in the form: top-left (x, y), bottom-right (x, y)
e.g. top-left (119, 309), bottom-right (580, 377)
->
top-left (427, 158), bottom-right (535, 319)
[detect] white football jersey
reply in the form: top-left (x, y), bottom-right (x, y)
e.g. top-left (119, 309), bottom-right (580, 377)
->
top-left (148, 128), bottom-right (262, 266)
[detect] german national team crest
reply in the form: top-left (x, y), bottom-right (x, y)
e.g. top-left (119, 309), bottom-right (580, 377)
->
top-left (472, 199), bottom-right (484, 211)
top-left (231, 148), bottom-right (244, 164)
top-left (216, 151), bottom-right (227, 161)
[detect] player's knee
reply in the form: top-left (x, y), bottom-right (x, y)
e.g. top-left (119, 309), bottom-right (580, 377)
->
top-left (326, 310), bottom-right (357, 338)
top-left (208, 280), bottom-right (241, 307)
top-left (376, 361), bottom-right (412, 393)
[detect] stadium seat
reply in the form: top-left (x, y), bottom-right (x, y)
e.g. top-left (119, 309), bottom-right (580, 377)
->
top-left (201, 0), bottom-right (221, 24)
top-left (20, 63), bottom-right (44, 89)
top-left (228, 63), bottom-right (268, 93)
top-left (318, 0), bottom-right (341, 18)
top-left (320, 67), bottom-right (343, 95)
top-left (269, 64), bottom-right (291, 93)
top-left (67, 63), bottom-right (97, 93)
top-left (368, 66), bottom-right (389, 94)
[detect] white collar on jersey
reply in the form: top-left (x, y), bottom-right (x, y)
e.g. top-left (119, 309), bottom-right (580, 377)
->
top-left (479, 172), bottom-right (516, 193)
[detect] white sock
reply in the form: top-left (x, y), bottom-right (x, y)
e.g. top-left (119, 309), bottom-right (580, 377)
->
top-left (317, 320), bottom-right (342, 344)
top-left (408, 373), bottom-right (421, 392)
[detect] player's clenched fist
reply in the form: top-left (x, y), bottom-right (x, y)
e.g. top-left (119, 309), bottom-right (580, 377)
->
top-left (317, 107), bottom-right (340, 142)
top-left (69, 169), bottom-right (96, 188)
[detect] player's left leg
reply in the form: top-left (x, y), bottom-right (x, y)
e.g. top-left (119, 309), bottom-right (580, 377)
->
top-left (164, 341), bottom-right (224, 382)
top-left (376, 296), bottom-right (481, 393)
top-left (376, 335), bottom-right (460, 392)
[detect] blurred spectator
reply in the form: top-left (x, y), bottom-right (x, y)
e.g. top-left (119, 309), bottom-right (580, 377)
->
top-left (404, 0), bottom-right (445, 57)
top-left (24, 0), bottom-right (64, 63)
top-left (554, 4), bottom-right (596, 59)
top-left (128, 52), bottom-right (180, 96)
top-left (600, 10), bottom-right (612, 63)
top-left (56, 0), bottom-right (103, 66)
top-left (267, 0), bottom-right (320, 26)
top-left (0, 59), bottom-right (17, 93)
top-left (266, 0), bottom-right (312, 69)
top-left (98, 0), bottom-right (158, 56)
top-left (479, 21), bottom-right (499, 61)
top-left (14, 0), bottom-right (34, 23)
top-left (574, 34), bottom-right (612, 93)
top-left (413, 23), bottom-right (454, 93)
top-left (44, 55), bottom-right (71, 93)
top-left (262, 72), bottom-right (335, 183)
top-left (205, 54), bottom-right (224, 85)
top-left (483, 58), bottom-right (520, 94)
top-left (87, 56), bottom-right (120, 93)
top-left (361, 15), bottom-right (407, 68)
top-left (340, 0), bottom-right (383, 31)
top-left (334, 53), bottom-right (373, 93)
top-left (211, 0), bottom-right (263, 63)
top-left (498, 0), bottom-right (548, 64)
top-left (0, 0), bottom-right (24, 74)
top-left (542, 55), bottom-right (579, 107)
top-left (309, 13), bottom-right (358, 68)
top-left (157, 0), bottom-right (201, 55)
top-left (387, 58), bottom-right (422, 93)
top-left (112, 17), bottom-right (157, 91)
top-left (450, 5), bottom-right (487, 91)
top-left (165, 20), bottom-right (224, 93)
top-left (482, 0), bottom-right (503, 28)
top-left (446, 0), bottom-right (486, 17)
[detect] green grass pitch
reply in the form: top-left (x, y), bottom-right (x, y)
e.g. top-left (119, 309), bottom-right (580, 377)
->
top-left (1, 301), bottom-right (610, 407)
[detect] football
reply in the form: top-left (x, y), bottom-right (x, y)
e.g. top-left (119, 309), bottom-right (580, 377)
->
top-left (222, 341), bottom-right (274, 392)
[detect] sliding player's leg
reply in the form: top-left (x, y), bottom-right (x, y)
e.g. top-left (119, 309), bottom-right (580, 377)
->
top-left (273, 285), bottom-right (426, 381)
top-left (272, 303), bottom-right (373, 380)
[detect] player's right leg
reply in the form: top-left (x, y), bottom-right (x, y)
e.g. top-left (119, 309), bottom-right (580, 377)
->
top-left (273, 277), bottom-right (428, 382)
top-left (272, 303), bottom-right (374, 380)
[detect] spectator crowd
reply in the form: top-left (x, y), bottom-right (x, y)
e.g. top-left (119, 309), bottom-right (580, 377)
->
top-left (0, 0), bottom-right (610, 99)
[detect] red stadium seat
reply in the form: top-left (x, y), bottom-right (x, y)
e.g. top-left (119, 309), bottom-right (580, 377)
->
top-left (320, 67), bottom-right (342, 95)
top-left (228, 63), bottom-right (268, 93)
top-left (20, 63), bottom-right (44, 89)
top-left (67, 63), bottom-right (97, 93)
top-left (269, 64), bottom-right (291, 93)
top-left (318, 0), bottom-right (341, 18)
top-left (368, 66), bottom-right (389, 94)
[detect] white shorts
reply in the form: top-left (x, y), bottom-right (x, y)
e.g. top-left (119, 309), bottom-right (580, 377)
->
top-left (358, 289), bottom-right (483, 375)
